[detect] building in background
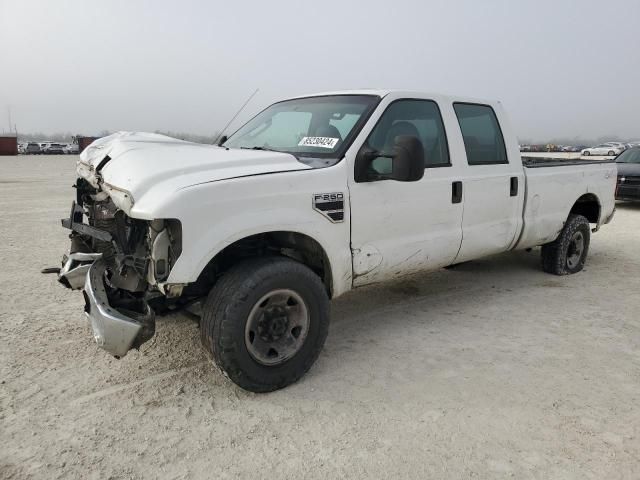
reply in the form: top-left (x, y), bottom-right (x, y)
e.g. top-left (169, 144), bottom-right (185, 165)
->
top-left (74, 136), bottom-right (101, 153)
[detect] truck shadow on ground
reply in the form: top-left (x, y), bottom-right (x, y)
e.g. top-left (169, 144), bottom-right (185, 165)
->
top-left (615, 201), bottom-right (640, 211)
top-left (331, 248), bottom-right (546, 322)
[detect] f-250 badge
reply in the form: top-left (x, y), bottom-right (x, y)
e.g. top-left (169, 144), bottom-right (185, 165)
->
top-left (312, 192), bottom-right (344, 223)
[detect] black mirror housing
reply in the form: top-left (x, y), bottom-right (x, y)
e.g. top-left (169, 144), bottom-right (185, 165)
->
top-left (390, 135), bottom-right (425, 181)
top-left (354, 135), bottom-right (425, 183)
top-left (354, 146), bottom-right (377, 182)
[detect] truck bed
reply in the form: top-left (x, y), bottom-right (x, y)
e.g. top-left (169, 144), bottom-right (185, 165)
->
top-left (522, 156), bottom-right (616, 168)
top-left (516, 159), bottom-right (617, 250)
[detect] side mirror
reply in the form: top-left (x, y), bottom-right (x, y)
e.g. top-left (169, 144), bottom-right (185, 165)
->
top-left (354, 135), bottom-right (425, 183)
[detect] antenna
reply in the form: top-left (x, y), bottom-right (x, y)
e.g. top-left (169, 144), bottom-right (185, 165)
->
top-left (215, 88), bottom-right (259, 145)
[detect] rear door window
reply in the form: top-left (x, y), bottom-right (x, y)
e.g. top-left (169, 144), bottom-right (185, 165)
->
top-left (453, 103), bottom-right (508, 165)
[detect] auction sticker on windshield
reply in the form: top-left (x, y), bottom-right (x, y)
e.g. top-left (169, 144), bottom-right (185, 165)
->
top-left (298, 137), bottom-right (339, 149)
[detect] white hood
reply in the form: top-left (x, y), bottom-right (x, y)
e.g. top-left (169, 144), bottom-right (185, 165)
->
top-left (78, 132), bottom-right (310, 212)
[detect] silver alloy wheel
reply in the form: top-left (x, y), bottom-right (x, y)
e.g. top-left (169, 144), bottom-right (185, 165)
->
top-left (245, 289), bottom-right (310, 366)
top-left (566, 231), bottom-right (585, 269)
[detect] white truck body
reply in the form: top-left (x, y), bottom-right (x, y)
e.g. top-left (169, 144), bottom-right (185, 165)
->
top-left (76, 91), bottom-right (615, 296)
top-left (57, 90), bottom-right (616, 391)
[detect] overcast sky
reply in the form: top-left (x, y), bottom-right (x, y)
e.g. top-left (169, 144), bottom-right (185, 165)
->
top-left (1, 0), bottom-right (638, 141)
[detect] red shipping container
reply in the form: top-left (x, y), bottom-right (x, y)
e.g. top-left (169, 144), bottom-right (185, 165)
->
top-left (0, 136), bottom-right (18, 156)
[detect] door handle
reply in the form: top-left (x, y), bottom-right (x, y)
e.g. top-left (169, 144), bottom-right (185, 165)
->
top-left (452, 181), bottom-right (462, 204)
top-left (510, 177), bottom-right (518, 196)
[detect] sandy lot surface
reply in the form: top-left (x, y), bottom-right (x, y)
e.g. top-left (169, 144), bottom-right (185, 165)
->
top-left (1, 155), bottom-right (639, 479)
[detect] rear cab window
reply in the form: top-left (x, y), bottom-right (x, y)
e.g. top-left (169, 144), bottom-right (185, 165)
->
top-left (453, 103), bottom-right (508, 165)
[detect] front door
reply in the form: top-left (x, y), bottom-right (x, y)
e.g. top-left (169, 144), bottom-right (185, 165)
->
top-left (348, 98), bottom-right (464, 286)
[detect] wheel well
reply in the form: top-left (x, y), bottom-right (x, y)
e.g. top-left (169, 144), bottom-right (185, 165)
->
top-left (570, 193), bottom-right (600, 223)
top-left (188, 232), bottom-right (333, 298)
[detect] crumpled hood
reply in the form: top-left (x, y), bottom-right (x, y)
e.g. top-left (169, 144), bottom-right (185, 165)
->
top-left (77, 132), bottom-right (310, 213)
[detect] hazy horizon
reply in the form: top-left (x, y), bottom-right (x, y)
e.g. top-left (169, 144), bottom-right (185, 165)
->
top-left (1, 0), bottom-right (639, 143)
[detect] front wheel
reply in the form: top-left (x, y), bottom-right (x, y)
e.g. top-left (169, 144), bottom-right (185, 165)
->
top-left (541, 214), bottom-right (591, 275)
top-left (583, 150), bottom-right (590, 156)
top-left (608, 150), bottom-right (615, 156)
top-left (200, 256), bottom-right (330, 392)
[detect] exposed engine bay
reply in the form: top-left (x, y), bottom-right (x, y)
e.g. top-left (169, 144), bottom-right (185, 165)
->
top-left (58, 177), bottom-right (182, 357)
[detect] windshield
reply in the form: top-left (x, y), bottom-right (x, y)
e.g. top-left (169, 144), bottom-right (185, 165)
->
top-left (616, 148), bottom-right (640, 163)
top-left (223, 95), bottom-right (379, 161)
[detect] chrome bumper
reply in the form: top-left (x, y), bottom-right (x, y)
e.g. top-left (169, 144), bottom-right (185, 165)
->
top-left (83, 259), bottom-right (155, 358)
top-left (59, 252), bottom-right (102, 290)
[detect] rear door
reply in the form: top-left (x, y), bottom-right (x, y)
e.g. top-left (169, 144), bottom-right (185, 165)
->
top-left (452, 102), bottom-right (524, 262)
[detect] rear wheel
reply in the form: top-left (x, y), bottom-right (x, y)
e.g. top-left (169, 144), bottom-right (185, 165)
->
top-left (608, 150), bottom-right (615, 156)
top-left (583, 150), bottom-right (590, 156)
top-left (200, 256), bottom-right (330, 392)
top-left (541, 214), bottom-right (591, 275)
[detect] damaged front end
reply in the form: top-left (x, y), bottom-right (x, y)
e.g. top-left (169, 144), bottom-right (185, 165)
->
top-left (58, 177), bottom-right (181, 358)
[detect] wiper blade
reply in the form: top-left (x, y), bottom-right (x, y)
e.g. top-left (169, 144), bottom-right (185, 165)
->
top-left (240, 146), bottom-right (275, 152)
top-left (238, 145), bottom-right (299, 160)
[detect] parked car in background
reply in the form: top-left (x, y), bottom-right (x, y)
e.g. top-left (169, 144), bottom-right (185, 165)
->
top-left (17, 143), bottom-right (26, 154)
top-left (582, 144), bottom-right (625, 156)
top-left (64, 143), bottom-right (79, 154)
top-left (42, 143), bottom-right (66, 154)
top-left (615, 147), bottom-right (640, 201)
top-left (604, 142), bottom-right (627, 151)
top-left (25, 142), bottom-right (42, 154)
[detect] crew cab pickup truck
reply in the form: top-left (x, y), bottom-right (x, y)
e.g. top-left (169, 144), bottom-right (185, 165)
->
top-left (55, 90), bottom-right (616, 392)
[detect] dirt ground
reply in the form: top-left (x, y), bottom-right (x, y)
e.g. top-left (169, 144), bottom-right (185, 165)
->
top-left (1, 155), bottom-right (639, 480)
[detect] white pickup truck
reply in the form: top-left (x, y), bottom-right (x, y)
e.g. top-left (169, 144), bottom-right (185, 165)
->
top-left (55, 90), bottom-right (616, 392)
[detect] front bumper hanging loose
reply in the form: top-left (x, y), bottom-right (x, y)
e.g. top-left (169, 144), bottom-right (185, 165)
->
top-left (83, 259), bottom-right (155, 358)
top-left (58, 252), bottom-right (103, 290)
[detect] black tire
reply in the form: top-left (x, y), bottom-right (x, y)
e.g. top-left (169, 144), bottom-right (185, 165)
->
top-left (200, 256), bottom-right (330, 392)
top-left (583, 150), bottom-right (590, 156)
top-left (541, 214), bottom-right (591, 275)
top-left (608, 150), bottom-right (615, 156)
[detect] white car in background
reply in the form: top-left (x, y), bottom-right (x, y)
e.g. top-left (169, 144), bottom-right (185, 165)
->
top-left (42, 143), bottom-right (66, 154)
top-left (64, 143), bottom-right (79, 154)
top-left (582, 144), bottom-right (625, 156)
top-left (605, 142), bottom-right (627, 151)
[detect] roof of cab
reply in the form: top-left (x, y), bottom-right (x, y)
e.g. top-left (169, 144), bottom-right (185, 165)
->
top-left (286, 89), bottom-right (500, 107)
